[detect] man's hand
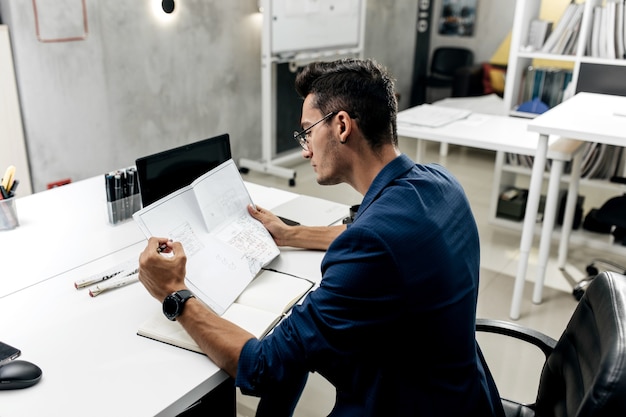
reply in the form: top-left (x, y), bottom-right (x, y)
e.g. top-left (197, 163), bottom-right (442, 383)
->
top-left (248, 204), bottom-right (346, 250)
top-left (247, 204), bottom-right (294, 247)
top-left (138, 237), bottom-right (188, 302)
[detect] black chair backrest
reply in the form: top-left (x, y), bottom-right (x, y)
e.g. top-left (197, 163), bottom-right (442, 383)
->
top-left (430, 47), bottom-right (474, 79)
top-left (536, 271), bottom-right (626, 416)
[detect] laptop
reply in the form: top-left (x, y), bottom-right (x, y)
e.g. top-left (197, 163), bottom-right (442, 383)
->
top-left (135, 134), bottom-right (232, 207)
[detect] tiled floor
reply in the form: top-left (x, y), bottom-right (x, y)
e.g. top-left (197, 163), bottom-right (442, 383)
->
top-left (236, 137), bottom-right (626, 416)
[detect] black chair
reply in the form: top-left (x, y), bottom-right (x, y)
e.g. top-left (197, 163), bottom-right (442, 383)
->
top-left (575, 193), bottom-right (626, 300)
top-left (477, 271), bottom-right (626, 417)
top-left (424, 47), bottom-right (474, 102)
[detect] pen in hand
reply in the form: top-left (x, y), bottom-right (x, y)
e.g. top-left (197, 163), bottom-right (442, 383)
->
top-left (156, 239), bottom-right (174, 254)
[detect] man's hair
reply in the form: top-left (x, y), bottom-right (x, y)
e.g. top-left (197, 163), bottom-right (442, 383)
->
top-left (295, 58), bottom-right (398, 149)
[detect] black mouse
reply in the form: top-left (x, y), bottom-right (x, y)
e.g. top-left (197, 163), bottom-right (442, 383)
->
top-left (0, 360), bottom-right (42, 390)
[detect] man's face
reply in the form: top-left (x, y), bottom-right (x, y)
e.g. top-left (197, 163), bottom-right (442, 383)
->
top-left (300, 96), bottom-right (344, 186)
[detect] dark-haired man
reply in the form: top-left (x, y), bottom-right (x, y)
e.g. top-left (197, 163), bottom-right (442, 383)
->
top-left (139, 58), bottom-right (504, 417)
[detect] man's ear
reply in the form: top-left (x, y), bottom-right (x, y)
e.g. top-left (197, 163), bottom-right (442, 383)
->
top-left (336, 111), bottom-right (353, 143)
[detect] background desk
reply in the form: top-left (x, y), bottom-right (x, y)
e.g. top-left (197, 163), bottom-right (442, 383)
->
top-left (397, 112), bottom-right (584, 320)
top-left (0, 176), bottom-right (335, 416)
top-left (511, 92), bottom-right (626, 319)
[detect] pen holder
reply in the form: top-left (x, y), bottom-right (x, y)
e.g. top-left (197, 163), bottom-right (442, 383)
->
top-left (107, 194), bottom-right (142, 224)
top-left (105, 167), bottom-right (141, 225)
top-left (0, 197), bottom-right (19, 230)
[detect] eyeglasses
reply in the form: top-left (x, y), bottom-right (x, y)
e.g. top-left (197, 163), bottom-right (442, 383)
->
top-left (293, 112), bottom-right (336, 151)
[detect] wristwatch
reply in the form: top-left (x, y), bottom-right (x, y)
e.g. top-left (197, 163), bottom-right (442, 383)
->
top-left (162, 289), bottom-right (195, 321)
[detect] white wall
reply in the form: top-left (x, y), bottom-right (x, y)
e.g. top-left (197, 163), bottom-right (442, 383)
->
top-left (0, 25), bottom-right (31, 195)
top-left (0, 0), bottom-right (511, 192)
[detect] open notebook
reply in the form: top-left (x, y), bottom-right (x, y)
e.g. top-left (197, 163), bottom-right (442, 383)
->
top-left (137, 269), bottom-right (314, 353)
top-left (133, 159), bottom-right (280, 316)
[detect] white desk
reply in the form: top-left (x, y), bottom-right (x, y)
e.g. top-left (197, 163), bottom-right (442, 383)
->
top-left (0, 176), bottom-right (145, 298)
top-left (510, 92), bottom-right (626, 319)
top-left (397, 112), bottom-right (585, 320)
top-left (0, 176), bottom-right (338, 416)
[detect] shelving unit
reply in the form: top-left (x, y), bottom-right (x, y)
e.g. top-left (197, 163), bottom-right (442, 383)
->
top-left (491, 146), bottom-right (626, 257)
top-left (491, 152), bottom-right (626, 227)
top-left (490, 0), bottom-right (626, 254)
top-left (504, 0), bottom-right (626, 115)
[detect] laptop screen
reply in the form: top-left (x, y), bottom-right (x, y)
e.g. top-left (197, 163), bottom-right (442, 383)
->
top-left (135, 134), bottom-right (232, 207)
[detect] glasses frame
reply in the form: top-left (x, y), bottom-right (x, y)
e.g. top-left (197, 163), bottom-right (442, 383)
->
top-left (293, 111), bottom-right (337, 151)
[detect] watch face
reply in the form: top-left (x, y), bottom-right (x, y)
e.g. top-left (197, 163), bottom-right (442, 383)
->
top-left (162, 290), bottom-right (194, 321)
top-left (163, 294), bottom-right (180, 321)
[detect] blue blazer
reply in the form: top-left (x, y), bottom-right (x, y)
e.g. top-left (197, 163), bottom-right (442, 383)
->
top-left (238, 154), bottom-right (504, 417)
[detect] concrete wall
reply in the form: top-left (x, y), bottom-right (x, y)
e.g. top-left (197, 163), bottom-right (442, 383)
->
top-left (0, 0), bottom-right (512, 192)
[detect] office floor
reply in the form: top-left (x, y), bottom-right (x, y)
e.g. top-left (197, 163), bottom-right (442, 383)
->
top-left (236, 137), bottom-right (625, 416)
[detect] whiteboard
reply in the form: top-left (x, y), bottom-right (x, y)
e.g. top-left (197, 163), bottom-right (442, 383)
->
top-left (270, 0), bottom-right (363, 55)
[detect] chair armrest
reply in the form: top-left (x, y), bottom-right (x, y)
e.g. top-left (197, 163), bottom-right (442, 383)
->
top-left (476, 318), bottom-right (557, 359)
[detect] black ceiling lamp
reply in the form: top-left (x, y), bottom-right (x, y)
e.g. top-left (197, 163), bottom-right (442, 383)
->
top-left (162, 0), bottom-right (175, 14)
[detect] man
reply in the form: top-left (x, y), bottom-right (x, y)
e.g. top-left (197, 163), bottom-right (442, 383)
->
top-left (138, 58), bottom-right (504, 416)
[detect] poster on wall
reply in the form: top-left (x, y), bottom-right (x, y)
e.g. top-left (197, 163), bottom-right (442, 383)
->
top-left (438, 0), bottom-right (477, 37)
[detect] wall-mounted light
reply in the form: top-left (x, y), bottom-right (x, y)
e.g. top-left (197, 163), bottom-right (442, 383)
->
top-left (151, 0), bottom-right (178, 24)
top-left (162, 0), bottom-right (175, 14)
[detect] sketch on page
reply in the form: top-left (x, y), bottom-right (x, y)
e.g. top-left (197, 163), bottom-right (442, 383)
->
top-left (169, 221), bottom-right (205, 256)
top-left (183, 234), bottom-right (251, 315)
top-left (213, 214), bottom-right (279, 274)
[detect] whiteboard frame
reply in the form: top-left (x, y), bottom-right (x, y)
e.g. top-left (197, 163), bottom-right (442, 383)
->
top-left (239, 0), bottom-right (366, 184)
top-left (270, 0), bottom-right (363, 56)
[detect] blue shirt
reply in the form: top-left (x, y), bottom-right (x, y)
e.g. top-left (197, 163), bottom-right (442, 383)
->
top-left (237, 154), bottom-right (503, 416)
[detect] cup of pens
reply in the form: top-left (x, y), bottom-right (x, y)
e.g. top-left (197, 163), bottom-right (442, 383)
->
top-left (0, 197), bottom-right (18, 230)
top-left (105, 166), bottom-right (141, 225)
top-left (0, 165), bottom-right (19, 231)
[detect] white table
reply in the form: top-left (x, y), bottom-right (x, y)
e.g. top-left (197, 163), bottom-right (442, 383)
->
top-left (510, 92), bottom-right (626, 319)
top-left (0, 175), bottom-right (337, 416)
top-left (397, 111), bottom-right (585, 320)
top-left (0, 176), bottom-right (145, 298)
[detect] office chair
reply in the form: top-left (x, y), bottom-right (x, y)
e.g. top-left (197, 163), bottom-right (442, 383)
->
top-left (425, 47), bottom-right (474, 102)
top-left (575, 193), bottom-right (626, 300)
top-left (477, 271), bottom-right (626, 417)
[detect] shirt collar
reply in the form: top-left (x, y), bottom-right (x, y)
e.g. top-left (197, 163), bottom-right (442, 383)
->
top-left (354, 154), bottom-right (415, 221)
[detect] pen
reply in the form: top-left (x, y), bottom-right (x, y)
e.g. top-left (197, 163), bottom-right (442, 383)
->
top-left (114, 173), bottom-right (123, 201)
top-left (114, 172), bottom-right (124, 223)
top-left (89, 271), bottom-right (139, 297)
top-left (105, 173), bottom-right (117, 223)
top-left (1, 165), bottom-right (15, 191)
top-left (74, 259), bottom-right (137, 288)
top-left (75, 269), bottom-right (123, 289)
top-left (7, 179), bottom-right (19, 196)
top-left (126, 168), bottom-right (136, 215)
